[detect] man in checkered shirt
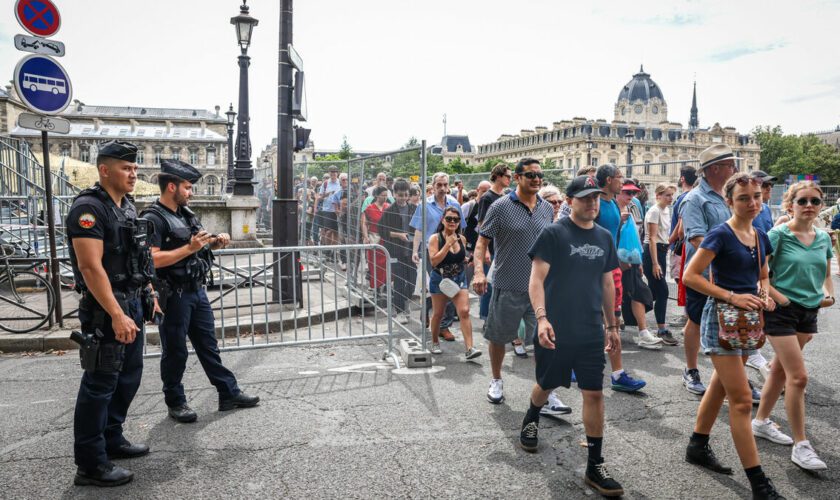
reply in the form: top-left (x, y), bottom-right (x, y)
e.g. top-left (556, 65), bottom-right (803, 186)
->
top-left (473, 158), bottom-right (571, 415)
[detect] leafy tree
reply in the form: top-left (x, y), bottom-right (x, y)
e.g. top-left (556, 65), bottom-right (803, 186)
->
top-left (338, 136), bottom-right (353, 160)
top-left (753, 126), bottom-right (840, 184)
top-left (446, 157), bottom-right (472, 174)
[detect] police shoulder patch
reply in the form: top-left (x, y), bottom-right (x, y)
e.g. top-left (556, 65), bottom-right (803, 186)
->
top-left (78, 213), bottom-right (96, 229)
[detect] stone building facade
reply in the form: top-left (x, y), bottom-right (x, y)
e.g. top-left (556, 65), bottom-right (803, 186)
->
top-left (474, 67), bottom-right (761, 185)
top-left (1, 86), bottom-right (230, 195)
top-left (809, 126), bottom-right (840, 150)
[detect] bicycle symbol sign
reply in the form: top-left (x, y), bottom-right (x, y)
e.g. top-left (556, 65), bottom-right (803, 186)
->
top-left (15, 0), bottom-right (61, 37)
top-left (13, 54), bottom-right (73, 115)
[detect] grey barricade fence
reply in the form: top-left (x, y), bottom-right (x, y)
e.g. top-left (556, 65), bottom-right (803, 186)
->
top-left (141, 243), bottom-right (408, 367)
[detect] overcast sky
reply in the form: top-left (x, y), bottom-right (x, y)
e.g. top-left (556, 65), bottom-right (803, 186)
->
top-left (2, 0), bottom-right (839, 158)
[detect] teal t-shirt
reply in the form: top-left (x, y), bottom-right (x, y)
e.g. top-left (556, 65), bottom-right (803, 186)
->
top-left (768, 225), bottom-right (833, 308)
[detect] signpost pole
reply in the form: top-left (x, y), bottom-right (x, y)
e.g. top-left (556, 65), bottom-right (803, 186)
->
top-left (40, 130), bottom-right (63, 327)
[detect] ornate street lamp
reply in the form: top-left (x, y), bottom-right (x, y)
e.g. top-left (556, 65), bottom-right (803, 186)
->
top-left (586, 133), bottom-right (594, 168)
top-left (230, 1), bottom-right (259, 196)
top-left (225, 103), bottom-right (236, 193)
top-left (625, 131), bottom-right (634, 177)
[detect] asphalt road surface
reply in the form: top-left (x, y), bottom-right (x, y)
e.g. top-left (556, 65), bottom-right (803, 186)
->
top-left (1, 294), bottom-right (839, 499)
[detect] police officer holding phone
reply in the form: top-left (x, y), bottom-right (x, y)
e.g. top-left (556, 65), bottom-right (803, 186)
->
top-left (68, 140), bottom-right (155, 487)
top-left (141, 159), bottom-right (259, 424)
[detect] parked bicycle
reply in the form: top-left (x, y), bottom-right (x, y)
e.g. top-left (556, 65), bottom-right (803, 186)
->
top-left (0, 244), bottom-right (54, 333)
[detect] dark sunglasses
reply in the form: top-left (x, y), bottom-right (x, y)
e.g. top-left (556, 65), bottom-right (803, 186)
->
top-left (546, 199), bottom-right (561, 206)
top-left (520, 171), bottom-right (544, 180)
top-left (795, 197), bottom-right (823, 207)
top-left (444, 216), bottom-right (461, 223)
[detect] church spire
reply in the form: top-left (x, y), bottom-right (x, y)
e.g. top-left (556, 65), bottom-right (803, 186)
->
top-left (689, 80), bottom-right (699, 130)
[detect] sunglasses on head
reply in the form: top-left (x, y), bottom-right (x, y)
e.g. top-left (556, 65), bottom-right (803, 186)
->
top-left (795, 197), bottom-right (823, 207)
top-left (444, 216), bottom-right (461, 223)
top-left (734, 177), bottom-right (762, 187)
top-left (519, 171), bottom-right (544, 180)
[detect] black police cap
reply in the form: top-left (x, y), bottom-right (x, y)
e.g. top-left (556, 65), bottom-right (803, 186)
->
top-left (160, 159), bottom-right (202, 183)
top-left (98, 140), bottom-right (138, 163)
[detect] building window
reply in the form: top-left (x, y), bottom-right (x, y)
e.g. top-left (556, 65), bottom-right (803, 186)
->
top-left (154, 149), bottom-right (162, 165)
top-left (60, 145), bottom-right (70, 158)
top-left (80, 148), bottom-right (90, 163)
top-left (660, 164), bottom-right (666, 175)
top-left (610, 144), bottom-right (616, 150)
top-left (206, 176), bottom-right (217, 195)
top-left (591, 157), bottom-right (599, 167)
top-left (644, 161), bottom-right (651, 175)
top-left (136, 150), bottom-right (145, 165)
top-left (645, 146), bottom-right (651, 152)
top-left (171, 149), bottom-right (180, 160)
top-left (207, 147), bottom-right (217, 166)
top-left (189, 149), bottom-right (198, 165)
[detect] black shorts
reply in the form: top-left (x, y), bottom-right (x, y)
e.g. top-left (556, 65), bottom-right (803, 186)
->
top-left (534, 337), bottom-right (606, 391)
top-left (685, 287), bottom-right (706, 325)
top-left (318, 211), bottom-right (338, 231)
top-left (764, 302), bottom-right (819, 336)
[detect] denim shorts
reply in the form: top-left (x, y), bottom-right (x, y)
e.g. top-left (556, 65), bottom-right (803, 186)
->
top-left (700, 297), bottom-right (757, 357)
top-left (429, 270), bottom-right (467, 295)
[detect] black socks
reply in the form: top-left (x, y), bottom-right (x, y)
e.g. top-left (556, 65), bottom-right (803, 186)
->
top-left (587, 436), bottom-right (603, 465)
top-left (745, 465), bottom-right (766, 490)
top-left (525, 400), bottom-right (542, 424)
top-left (690, 432), bottom-right (710, 447)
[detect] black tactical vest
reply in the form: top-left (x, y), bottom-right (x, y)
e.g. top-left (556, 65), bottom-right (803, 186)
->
top-left (141, 201), bottom-right (212, 286)
top-left (69, 184), bottom-right (142, 292)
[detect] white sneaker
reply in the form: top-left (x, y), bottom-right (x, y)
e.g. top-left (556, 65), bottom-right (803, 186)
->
top-left (636, 330), bottom-right (663, 350)
top-left (541, 392), bottom-right (572, 416)
top-left (752, 418), bottom-right (794, 445)
top-left (429, 343), bottom-right (442, 354)
top-left (395, 313), bottom-right (409, 325)
top-left (487, 378), bottom-right (504, 404)
top-left (746, 352), bottom-right (768, 371)
top-left (792, 440), bottom-right (827, 470)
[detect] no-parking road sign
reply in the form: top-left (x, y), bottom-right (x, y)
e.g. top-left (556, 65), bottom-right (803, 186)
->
top-left (13, 54), bottom-right (73, 115)
top-left (15, 0), bottom-right (61, 38)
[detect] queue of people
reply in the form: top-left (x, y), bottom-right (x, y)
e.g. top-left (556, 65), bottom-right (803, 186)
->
top-left (293, 144), bottom-right (834, 499)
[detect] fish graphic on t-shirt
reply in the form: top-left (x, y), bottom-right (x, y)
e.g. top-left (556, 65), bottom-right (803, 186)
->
top-left (570, 244), bottom-right (605, 260)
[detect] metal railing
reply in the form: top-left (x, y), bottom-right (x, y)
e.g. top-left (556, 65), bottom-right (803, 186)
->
top-left (141, 244), bottom-right (403, 366)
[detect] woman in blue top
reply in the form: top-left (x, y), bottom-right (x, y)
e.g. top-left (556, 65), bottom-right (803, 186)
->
top-left (753, 181), bottom-right (834, 471)
top-left (682, 172), bottom-right (784, 500)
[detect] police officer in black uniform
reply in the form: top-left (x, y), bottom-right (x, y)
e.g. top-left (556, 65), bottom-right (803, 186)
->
top-left (141, 159), bottom-right (259, 423)
top-left (67, 140), bottom-right (155, 487)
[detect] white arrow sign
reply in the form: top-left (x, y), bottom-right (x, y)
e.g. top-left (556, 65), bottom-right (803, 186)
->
top-left (14, 34), bottom-right (65, 57)
top-left (17, 112), bottom-right (70, 134)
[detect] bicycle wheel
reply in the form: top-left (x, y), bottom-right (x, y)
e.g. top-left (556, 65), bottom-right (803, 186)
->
top-left (0, 270), bottom-right (54, 333)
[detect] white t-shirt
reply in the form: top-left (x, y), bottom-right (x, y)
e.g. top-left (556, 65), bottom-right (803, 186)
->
top-left (644, 204), bottom-right (671, 245)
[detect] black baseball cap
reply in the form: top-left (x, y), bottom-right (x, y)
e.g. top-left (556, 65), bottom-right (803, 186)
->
top-left (565, 175), bottom-right (605, 198)
top-left (751, 170), bottom-right (777, 183)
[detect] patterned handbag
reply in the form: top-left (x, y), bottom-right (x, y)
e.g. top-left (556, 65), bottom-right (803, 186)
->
top-left (712, 230), bottom-right (766, 350)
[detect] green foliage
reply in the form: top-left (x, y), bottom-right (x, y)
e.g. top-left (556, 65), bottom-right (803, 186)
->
top-left (446, 157), bottom-right (472, 174)
top-left (753, 125), bottom-right (840, 184)
top-left (338, 136), bottom-right (353, 160)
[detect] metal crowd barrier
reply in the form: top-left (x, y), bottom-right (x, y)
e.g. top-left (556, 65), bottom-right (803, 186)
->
top-left (142, 243), bottom-right (404, 367)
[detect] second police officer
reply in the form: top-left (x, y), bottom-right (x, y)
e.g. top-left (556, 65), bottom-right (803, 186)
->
top-left (67, 140), bottom-right (156, 487)
top-left (141, 159), bottom-right (260, 423)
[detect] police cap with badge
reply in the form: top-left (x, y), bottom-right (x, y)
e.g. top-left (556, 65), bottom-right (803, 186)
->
top-left (98, 140), bottom-right (139, 163)
top-left (161, 159), bottom-right (202, 183)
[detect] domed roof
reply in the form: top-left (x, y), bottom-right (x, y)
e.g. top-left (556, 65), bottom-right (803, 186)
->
top-left (618, 65), bottom-right (665, 103)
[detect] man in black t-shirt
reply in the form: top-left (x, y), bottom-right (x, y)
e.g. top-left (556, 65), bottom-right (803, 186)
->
top-left (518, 175), bottom-right (624, 498)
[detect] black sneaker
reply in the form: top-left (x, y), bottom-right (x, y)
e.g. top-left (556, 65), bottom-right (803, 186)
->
top-left (685, 442), bottom-right (733, 474)
top-left (519, 420), bottom-right (539, 452)
top-left (752, 477), bottom-right (786, 500)
top-left (584, 462), bottom-right (624, 497)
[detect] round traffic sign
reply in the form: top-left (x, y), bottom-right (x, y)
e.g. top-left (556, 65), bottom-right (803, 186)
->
top-left (13, 54), bottom-right (73, 115)
top-left (15, 0), bottom-right (61, 37)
